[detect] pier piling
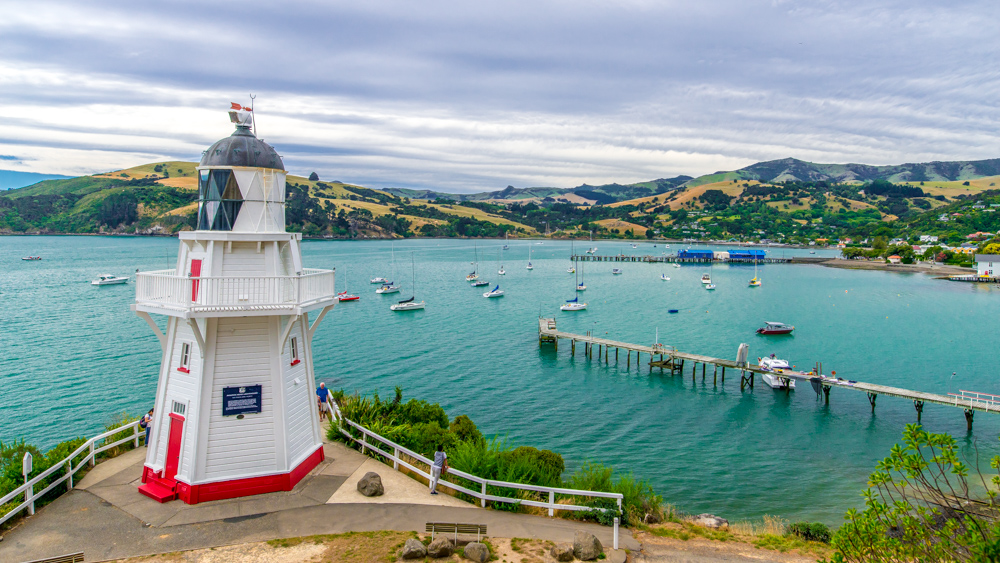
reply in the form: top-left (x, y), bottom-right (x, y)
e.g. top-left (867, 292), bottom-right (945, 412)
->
top-left (966, 409), bottom-right (975, 431)
top-left (868, 392), bottom-right (877, 413)
top-left (914, 400), bottom-right (924, 423)
top-left (823, 386), bottom-right (831, 404)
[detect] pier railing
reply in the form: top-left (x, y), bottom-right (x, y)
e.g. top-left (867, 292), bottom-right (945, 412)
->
top-left (325, 401), bottom-right (623, 547)
top-left (135, 268), bottom-right (335, 311)
top-left (0, 421), bottom-right (142, 526)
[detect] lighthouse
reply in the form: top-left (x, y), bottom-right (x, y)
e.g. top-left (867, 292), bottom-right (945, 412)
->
top-left (132, 106), bottom-right (337, 504)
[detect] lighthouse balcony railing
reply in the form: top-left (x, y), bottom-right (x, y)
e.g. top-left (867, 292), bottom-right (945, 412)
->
top-left (135, 268), bottom-right (335, 311)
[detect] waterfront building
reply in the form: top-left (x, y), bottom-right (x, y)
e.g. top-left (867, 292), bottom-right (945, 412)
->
top-left (976, 255), bottom-right (1000, 277)
top-left (131, 108), bottom-right (337, 504)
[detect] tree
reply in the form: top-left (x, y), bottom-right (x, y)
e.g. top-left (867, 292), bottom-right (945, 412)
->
top-left (308, 172), bottom-right (319, 181)
top-left (831, 424), bottom-right (1000, 562)
top-left (97, 191), bottom-right (138, 227)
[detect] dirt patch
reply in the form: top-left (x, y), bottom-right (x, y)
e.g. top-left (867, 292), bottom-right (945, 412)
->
top-left (635, 523), bottom-right (830, 563)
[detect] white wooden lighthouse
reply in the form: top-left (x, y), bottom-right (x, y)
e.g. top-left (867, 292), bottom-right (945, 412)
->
top-left (132, 107), bottom-right (336, 504)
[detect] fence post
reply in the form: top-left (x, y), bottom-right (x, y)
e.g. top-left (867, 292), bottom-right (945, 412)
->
top-left (548, 490), bottom-right (555, 516)
top-left (89, 441), bottom-right (96, 467)
top-left (614, 517), bottom-right (619, 550)
top-left (361, 432), bottom-right (368, 455)
top-left (67, 459), bottom-right (73, 491)
top-left (481, 482), bottom-right (487, 508)
top-left (393, 447), bottom-right (399, 471)
top-left (133, 423), bottom-right (140, 448)
top-left (23, 452), bottom-right (34, 515)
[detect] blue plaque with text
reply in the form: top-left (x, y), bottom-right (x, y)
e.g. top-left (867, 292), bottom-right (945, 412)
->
top-left (222, 385), bottom-right (262, 416)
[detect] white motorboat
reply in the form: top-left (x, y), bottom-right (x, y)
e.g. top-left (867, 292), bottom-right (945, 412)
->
top-left (705, 283), bottom-right (716, 290)
top-left (612, 268), bottom-right (623, 275)
top-left (759, 356), bottom-right (795, 389)
top-left (376, 283), bottom-right (400, 294)
top-left (22, 256), bottom-right (42, 261)
top-left (630, 244), bottom-right (638, 248)
top-left (92, 274), bottom-right (128, 286)
top-left (660, 274), bottom-right (670, 281)
top-left (370, 276), bottom-right (387, 284)
top-left (471, 279), bottom-right (489, 287)
top-left (673, 263), bottom-right (681, 268)
top-left (701, 273), bottom-right (712, 284)
top-left (483, 284), bottom-right (504, 298)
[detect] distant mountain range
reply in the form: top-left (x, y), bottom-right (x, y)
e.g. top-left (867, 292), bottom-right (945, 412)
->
top-left (0, 170), bottom-right (73, 190)
top-left (384, 157), bottom-right (1000, 202)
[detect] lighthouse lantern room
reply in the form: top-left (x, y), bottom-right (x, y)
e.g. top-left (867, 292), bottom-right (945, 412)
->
top-left (132, 106), bottom-right (337, 504)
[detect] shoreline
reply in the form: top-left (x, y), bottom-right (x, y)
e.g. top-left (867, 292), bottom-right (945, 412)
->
top-left (805, 258), bottom-right (971, 276)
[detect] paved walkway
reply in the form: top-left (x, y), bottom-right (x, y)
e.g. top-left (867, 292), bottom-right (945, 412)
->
top-left (0, 441), bottom-right (637, 562)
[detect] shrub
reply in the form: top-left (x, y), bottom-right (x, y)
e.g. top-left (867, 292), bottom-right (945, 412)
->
top-left (450, 415), bottom-right (484, 445)
top-left (788, 521), bottom-right (831, 543)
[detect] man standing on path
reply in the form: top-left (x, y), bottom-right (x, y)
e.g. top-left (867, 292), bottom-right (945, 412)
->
top-left (316, 382), bottom-right (328, 421)
top-left (141, 408), bottom-right (153, 447)
top-left (430, 444), bottom-right (448, 495)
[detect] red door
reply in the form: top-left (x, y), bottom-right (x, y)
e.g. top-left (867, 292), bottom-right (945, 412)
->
top-left (189, 259), bottom-right (202, 302)
top-left (164, 413), bottom-right (185, 481)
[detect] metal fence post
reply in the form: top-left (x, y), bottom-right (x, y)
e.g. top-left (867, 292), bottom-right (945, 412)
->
top-left (481, 482), bottom-right (487, 508)
top-left (23, 452), bottom-right (34, 515)
top-left (614, 517), bottom-right (619, 550)
top-left (89, 442), bottom-right (96, 467)
top-left (548, 491), bottom-right (555, 516)
top-left (361, 432), bottom-right (368, 455)
top-left (393, 447), bottom-right (399, 471)
top-left (133, 423), bottom-right (140, 448)
top-left (67, 459), bottom-right (74, 491)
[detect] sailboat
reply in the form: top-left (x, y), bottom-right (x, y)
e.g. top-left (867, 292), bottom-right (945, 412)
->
top-left (704, 260), bottom-right (715, 290)
top-left (748, 258), bottom-right (761, 287)
top-left (377, 244), bottom-right (400, 293)
top-left (391, 253), bottom-right (425, 311)
top-left (586, 231), bottom-right (597, 254)
top-left (568, 241), bottom-right (576, 273)
top-left (576, 259), bottom-right (586, 291)
top-left (483, 284), bottom-right (504, 298)
top-left (526, 246), bottom-right (533, 270)
top-left (503, 231), bottom-right (509, 250)
top-left (337, 272), bottom-right (360, 301)
top-left (660, 273), bottom-right (670, 281)
top-left (467, 244), bottom-right (480, 281)
top-left (497, 248), bottom-right (506, 275)
top-left (561, 296), bottom-right (586, 311)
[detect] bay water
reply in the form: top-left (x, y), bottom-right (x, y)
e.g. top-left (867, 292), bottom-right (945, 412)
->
top-left (3, 235), bottom-right (999, 524)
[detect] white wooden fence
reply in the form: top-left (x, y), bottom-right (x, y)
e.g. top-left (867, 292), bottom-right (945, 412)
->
top-left (0, 421), bottom-right (142, 526)
top-left (326, 401), bottom-right (623, 548)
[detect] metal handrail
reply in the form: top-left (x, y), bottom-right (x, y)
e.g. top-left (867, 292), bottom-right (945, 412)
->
top-left (325, 399), bottom-right (623, 545)
top-left (0, 421), bottom-right (141, 525)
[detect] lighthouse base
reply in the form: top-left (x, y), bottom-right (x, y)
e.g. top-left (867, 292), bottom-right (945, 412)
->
top-left (139, 445), bottom-right (325, 505)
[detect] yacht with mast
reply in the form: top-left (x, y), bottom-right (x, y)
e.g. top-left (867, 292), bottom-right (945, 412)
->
top-left (526, 246), bottom-right (533, 270)
top-left (748, 258), bottom-right (761, 287)
top-left (391, 254), bottom-right (425, 311)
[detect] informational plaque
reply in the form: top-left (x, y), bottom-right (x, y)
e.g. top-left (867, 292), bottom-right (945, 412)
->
top-left (222, 385), bottom-right (262, 416)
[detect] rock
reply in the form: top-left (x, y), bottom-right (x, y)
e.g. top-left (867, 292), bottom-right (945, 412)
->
top-left (573, 530), bottom-right (603, 561)
top-left (551, 542), bottom-right (575, 561)
top-left (691, 513), bottom-right (729, 530)
top-left (427, 537), bottom-right (454, 558)
top-left (463, 542), bottom-right (490, 563)
top-left (356, 471), bottom-right (384, 497)
top-left (400, 538), bottom-right (427, 559)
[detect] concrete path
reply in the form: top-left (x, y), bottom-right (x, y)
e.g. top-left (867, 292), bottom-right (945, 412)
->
top-left (0, 441), bottom-right (637, 562)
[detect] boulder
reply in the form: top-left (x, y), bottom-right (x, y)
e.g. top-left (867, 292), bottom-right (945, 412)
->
top-left (462, 542), bottom-right (490, 563)
top-left (400, 538), bottom-right (427, 559)
top-left (427, 537), bottom-right (454, 558)
top-left (356, 471), bottom-right (384, 497)
top-left (551, 542), bottom-right (575, 562)
top-left (691, 513), bottom-right (729, 530)
top-left (573, 530), bottom-right (603, 561)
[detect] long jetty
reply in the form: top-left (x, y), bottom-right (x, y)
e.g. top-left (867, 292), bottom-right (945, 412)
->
top-left (571, 254), bottom-right (793, 264)
top-left (538, 317), bottom-right (999, 429)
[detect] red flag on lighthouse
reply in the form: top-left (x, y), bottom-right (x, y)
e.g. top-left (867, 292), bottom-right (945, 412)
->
top-left (230, 102), bottom-right (242, 110)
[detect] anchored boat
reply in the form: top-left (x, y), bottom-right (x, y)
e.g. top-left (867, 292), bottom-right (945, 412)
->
top-left (483, 284), bottom-right (504, 298)
top-left (92, 274), bottom-right (128, 286)
top-left (756, 321), bottom-right (794, 335)
top-left (561, 296), bottom-right (586, 311)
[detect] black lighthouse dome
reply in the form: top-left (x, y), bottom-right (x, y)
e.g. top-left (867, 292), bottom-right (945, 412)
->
top-left (200, 125), bottom-right (284, 170)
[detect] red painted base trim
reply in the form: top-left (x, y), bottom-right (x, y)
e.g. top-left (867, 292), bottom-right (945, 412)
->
top-left (173, 445), bottom-right (324, 505)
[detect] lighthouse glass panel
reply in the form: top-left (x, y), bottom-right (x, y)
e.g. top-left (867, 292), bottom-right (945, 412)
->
top-left (197, 170), bottom-right (244, 231)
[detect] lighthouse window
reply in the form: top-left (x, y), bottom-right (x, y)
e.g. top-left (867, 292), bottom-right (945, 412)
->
top-left (178, 342), bottom-right (191, 373)
top-left (171, 401), bottom-right (186, 416)
top-left (197, 169), bottom-right (243, 231)
top-left (290, 337), bottom-right (300, 366)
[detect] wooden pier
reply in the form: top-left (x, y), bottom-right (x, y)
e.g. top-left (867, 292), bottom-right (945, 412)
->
top-left (571, 254), bottom-right (792, 264)
top-left (538, 318), bottom-right (998, 429)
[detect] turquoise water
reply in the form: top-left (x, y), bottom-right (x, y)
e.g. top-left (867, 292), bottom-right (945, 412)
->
top-left (3, 235), bottom-right (999, 524)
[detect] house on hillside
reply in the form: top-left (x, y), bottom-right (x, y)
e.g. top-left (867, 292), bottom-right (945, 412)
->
top-left (919, 235), bottom-right (939, 243)
top-left (887, 255), bottom-right (902, 264)
top-left (938, 214), bottom-right (950, 222)
top-left (976, 255), bottom-right (1000, 277)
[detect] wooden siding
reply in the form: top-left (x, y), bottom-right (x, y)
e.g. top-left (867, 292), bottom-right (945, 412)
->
top-left (282, 319), bottom-right (313, 463)
top-left (156, 320), bottom-right (201, 477)
top-left (220, 243), bottom-right (267, 277)
top-left (203, 317), bottom-right (278, 479)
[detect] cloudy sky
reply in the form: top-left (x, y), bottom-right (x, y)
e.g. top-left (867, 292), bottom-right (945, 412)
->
top-left (2, 0), bottom-right (998, 192)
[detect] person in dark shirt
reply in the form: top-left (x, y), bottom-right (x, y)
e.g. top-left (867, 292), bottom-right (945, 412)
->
top-left (316, 382), bottom-right (329, 421)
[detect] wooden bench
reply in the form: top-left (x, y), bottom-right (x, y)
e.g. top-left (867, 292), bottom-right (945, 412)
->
top-left (426, 522), bottom-right (487, 542)
top-left (21, 553), bottom-right (84, 563)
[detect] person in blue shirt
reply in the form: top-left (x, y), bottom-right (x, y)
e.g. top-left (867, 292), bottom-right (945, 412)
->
top-left (316, 382), bottom-right (329, 421)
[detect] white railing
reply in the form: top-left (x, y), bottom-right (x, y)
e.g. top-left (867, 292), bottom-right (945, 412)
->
top-left (325, 401), bottom-right (623, 547)
top-left (0, 421), bottom-right (142, 526)
top-left (948, 390), bottom-right (1000, 412)
top-left (135, 268), bottom-right (335, 310)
